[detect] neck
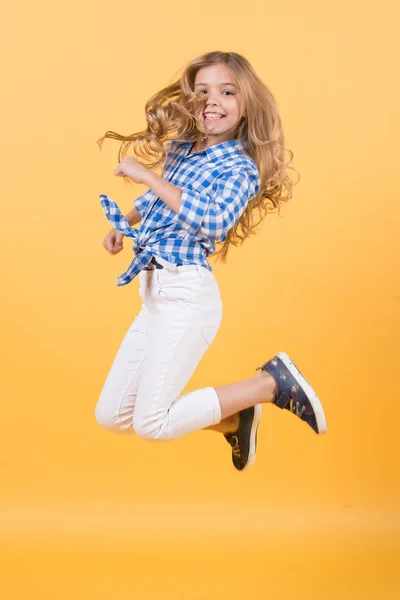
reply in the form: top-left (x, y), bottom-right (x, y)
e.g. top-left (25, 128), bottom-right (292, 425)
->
top-left (194, 137), bottom-right (207, 152)
top-left (194, 133), bottom-right (239, 152)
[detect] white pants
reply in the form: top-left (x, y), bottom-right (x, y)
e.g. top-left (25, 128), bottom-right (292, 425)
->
top-left (95, 264), bottom-right (223, 441)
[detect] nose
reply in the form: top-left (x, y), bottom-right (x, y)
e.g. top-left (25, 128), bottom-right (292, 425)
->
top-left (205, 100), bottom-right (219, 112)
top-left (206, 96), bottom-right (218, 106)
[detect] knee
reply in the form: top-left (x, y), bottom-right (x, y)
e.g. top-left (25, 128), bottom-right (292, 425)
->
top-left (94, 403), bottom-right (126, 433)
top-left (132, 415), bottom-right (169, 442)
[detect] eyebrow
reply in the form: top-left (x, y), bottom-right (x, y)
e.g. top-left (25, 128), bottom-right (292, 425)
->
top-left (194, 82), bottom-right (238, 88)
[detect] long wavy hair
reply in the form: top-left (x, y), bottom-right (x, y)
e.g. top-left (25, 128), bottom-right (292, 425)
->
top-left (97, 51), bottom-right (299, 261)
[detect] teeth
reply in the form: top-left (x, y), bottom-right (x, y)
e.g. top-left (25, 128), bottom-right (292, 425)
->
top-left (205, 113), bottom-right (223, 119)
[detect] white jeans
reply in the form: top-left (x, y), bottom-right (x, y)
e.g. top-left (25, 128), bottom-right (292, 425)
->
top-left (95, 264), bottom-right (223, 441)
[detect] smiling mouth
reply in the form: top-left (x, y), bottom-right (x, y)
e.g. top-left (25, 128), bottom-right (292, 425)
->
top-left (203, 113), bottom-right (225, 120)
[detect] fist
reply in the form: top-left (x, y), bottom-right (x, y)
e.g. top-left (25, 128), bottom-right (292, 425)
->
top-left (103, 229), bottom-right (124, 255)
top-left (114, 156), bottom-right (149, 184)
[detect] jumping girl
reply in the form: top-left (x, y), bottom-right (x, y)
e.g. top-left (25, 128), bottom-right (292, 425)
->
top-left (95, 50), bottom-right (328, 472)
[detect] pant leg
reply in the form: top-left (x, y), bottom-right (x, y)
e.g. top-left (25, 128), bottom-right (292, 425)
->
top-left (132, 265), bottom-right (223, 442)
top-left (94, 295), bottom-right (149, 433)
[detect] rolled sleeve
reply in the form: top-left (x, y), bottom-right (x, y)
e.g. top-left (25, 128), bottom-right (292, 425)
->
top-left (176, 166), bottom-right (260, 240)
top-left (177, 187), bottom-right (211, 234)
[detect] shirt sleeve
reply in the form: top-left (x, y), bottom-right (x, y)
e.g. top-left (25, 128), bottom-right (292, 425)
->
top-left (134, 141), bottom-right (181, 218)
top-left (176, 165), bottom-right (261, 241)
top-left (133, 190), bottom-right (150, 218)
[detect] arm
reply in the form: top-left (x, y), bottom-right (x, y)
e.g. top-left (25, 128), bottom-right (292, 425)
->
top-left (141, 163), bottom-right (260, 240)
top-left (142, 166), bottom-right (260, 242)
top-left (172, 167), bottom-right (260, 241)
top-left (197, 168), bottom-right (260, 240)
top-left (124, 205), bottom-right (141, 226)
top-left (103, 204), bottom-right (140, 254)
top-left (143, 171), bottom-right (182, 213)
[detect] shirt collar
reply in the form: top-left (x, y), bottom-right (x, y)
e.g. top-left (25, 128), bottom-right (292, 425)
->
top-left (178, 137), bottom-right (247, 160)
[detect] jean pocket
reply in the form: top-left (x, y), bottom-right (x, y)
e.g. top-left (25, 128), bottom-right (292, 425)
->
top-left (158, 281), bottom-right (199, 305)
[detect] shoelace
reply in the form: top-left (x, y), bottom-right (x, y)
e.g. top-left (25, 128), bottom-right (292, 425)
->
top-left (289, 398), bottom-right (306, 418)
top-left (227, 435), bottom-right (241, 457)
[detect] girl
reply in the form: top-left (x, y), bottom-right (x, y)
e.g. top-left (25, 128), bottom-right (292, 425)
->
top-left (95, 51), bottom-right (327, 472)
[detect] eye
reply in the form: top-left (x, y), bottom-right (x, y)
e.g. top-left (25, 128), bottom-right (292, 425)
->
top-left (197, 89), bottom-right (234, 95)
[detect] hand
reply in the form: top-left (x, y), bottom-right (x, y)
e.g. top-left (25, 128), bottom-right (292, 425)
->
top-left (103, 229), bottom-right (124, 255)
top-left (114, 156), bottom-right (149, 184)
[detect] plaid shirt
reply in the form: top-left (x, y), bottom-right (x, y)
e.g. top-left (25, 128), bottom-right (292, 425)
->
top-left (100, 136), bottom-right (261, 286)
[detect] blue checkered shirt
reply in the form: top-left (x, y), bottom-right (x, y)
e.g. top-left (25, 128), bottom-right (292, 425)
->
top-left (99, 136), bottom-right (261, 286)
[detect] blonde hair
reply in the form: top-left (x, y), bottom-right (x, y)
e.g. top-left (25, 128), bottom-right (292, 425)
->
top-left (97, 50), bottom-right (299, 261)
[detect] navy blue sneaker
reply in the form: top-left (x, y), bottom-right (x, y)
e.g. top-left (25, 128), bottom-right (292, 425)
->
top-left (224, 405), bottom-right (262, 471)
top-left (256, 352), bottom-right (327, 434)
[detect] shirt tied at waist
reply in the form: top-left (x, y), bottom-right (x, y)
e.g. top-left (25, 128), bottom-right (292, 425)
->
top-left (100, 194), bottom-right (154, 286)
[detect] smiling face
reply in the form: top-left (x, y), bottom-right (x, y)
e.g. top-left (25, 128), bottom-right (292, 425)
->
top-left (194, 63), bottom-right (246, 148)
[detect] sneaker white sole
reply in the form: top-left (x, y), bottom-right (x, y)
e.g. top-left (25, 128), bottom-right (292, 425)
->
top-left (276, 351), bottom-right (328, 434)
top-left (241, 403), bottom-right (262, 471)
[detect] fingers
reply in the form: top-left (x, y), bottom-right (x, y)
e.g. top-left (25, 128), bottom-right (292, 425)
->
top-left (104, 242), bottom-right (122, 255)
top-left (113, 232), bottom-right (124, 253)
top-left (102, 238), bottom-right (113, 254)
top-left (113, 241), bottom-right (123, 254)
top-left (102, 230), bottom-right (124, 255)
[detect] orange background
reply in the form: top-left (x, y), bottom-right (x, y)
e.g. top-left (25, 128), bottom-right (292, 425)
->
top-left (1, 1), bottom-right (399, 598)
